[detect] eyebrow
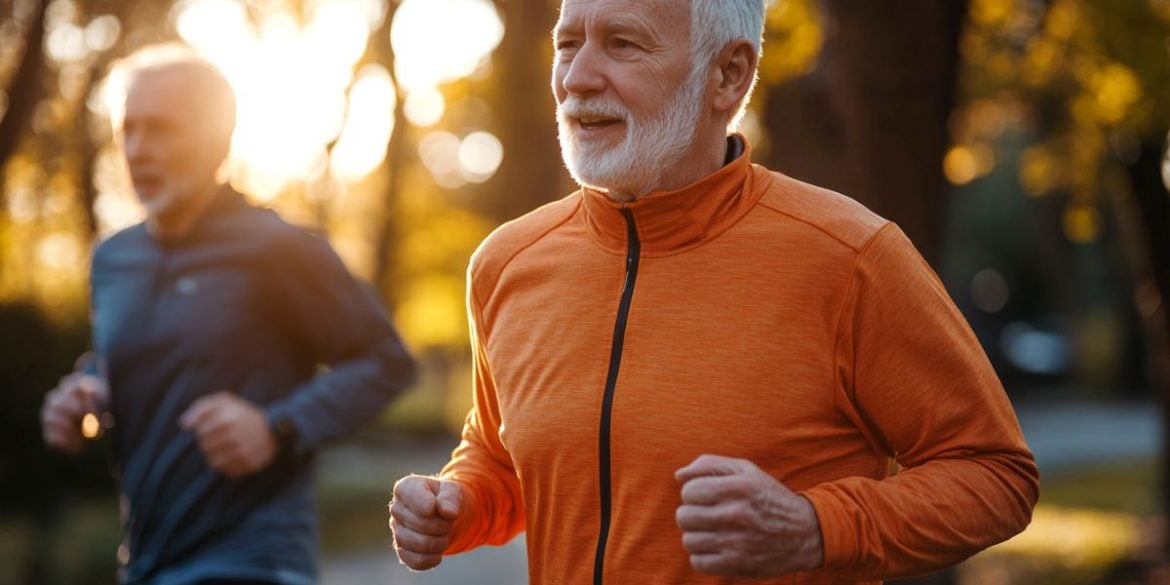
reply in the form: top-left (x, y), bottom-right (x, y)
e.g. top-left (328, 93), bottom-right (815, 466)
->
top-left (554, 15), bottom-right (659, 44)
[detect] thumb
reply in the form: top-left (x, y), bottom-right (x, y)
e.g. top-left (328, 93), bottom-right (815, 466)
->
top-left (179, 392), bottom-right (228, 429)
top-left (674, 454), bottom-right (749, 482)
top-left (435, 480), bottom-right (464, 521)
top-left (78, 376), bottom-right (109, 411)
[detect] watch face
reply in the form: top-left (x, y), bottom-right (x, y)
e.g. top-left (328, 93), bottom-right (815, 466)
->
top-left (273, 417), bottom-right (298, 445)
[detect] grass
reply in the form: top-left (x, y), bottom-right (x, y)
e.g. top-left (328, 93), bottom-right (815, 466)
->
top-left (957, 457), bottom-right (1160, 585)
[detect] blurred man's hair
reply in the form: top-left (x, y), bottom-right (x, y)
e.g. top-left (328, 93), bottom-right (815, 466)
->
top-left (105, 43), bottom-right (236, 148)
top-left (691, 0), bottom-right (765, 131)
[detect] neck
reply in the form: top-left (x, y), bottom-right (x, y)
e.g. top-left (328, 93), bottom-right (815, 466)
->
top-left (609, 132), bottom-right (732, 202)
top-left (146, 181), bottom-right (221, 242)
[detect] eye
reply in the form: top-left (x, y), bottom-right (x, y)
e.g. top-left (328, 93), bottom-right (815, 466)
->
top-left (612, 38), bottom-right (638, 50)
top-left (555, 38), bottom-right (579, 51)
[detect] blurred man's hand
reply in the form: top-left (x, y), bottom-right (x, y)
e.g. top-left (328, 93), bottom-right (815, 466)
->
top-left (42, 373), bottom-right (108, 454)
top-left (675, 454), bottom-right (824, 577)
top-left (389, 475), bottom-right (464, 571)
top-left (180, 391), bottom-right (277, 478)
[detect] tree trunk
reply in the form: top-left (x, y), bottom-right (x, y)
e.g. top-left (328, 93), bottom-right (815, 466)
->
top-left (371, 1), bottom-right (408, 308)
top-left (764, 0), bottom-right (968, 268)
top-left (764, 2), bottom-right (968, 583)
top-left (0, 0), bottom-right (49, 193)
top-left (1126, 140), bottom-right (1170, 558)
top-left (481, 0), bottom-right (570, 222)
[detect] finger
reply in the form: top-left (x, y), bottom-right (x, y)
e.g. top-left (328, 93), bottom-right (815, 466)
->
top-left (435, 481), bottom-right (463, 520)
top-left (675, 503), bottom-right (727, 532)
top-left (45, 388), bottom-right (88, 419)
top-left (179, 394), bottom-right (225, 430)
top-left (690, 552), bottom-right (744, 576)
top-left (392, 524), bottom-right (450, 555)
top-left (681, 475), bottom-right (754, 506)
top-left (56, 373), bottom-right (85, 394)
top-left (195, 426), bottom-right (234, 455)
top-left (44, 426), bottom-right (83, 453)
top-left (675, 454), bottom-right (751, 482)
top-left (47, 435), bottom-right (83, 454)
top-left (681, 530), bottom-right (722, 555)
top-left (78, 375), bottom-right (110, 410)
top-left (203, 445), bottom-right (236, 473)
top-left (390, 501), bottom-right (455, 537)
top-left (393, 476), bottom-right (441, 517)
top-left (42, 408), bottom-right (82, 432)
top-left (395, 548), bottom-right (443, 572)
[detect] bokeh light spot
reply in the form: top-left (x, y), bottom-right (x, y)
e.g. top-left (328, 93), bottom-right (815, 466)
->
top-left (458, 131), bottom-right (503, 183)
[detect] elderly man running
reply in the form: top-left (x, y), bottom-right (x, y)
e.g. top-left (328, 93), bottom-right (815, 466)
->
top-left (390, 1), bottom-right (1038, 583)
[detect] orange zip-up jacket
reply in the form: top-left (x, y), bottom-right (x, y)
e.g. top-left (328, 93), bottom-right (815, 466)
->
top-left (440, 139), bottom-right (1039, 585)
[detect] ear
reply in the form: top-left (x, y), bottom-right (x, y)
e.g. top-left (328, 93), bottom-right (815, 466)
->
top-left (710, 39), bottom-right (758, 115)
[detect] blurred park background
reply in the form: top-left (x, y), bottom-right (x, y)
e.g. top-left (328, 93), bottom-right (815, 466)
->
top-left (0, 0), bottom-right (1168, 583)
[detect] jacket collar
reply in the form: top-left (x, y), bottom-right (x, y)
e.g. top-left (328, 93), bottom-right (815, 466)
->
top-left (581, 135), bottom-right (760, 257)
top-left (151, 183), bottom-right (249, 247)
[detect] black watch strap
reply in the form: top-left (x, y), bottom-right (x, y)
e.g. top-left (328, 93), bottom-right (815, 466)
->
top-left (271, 415), bottom-right (299, 452)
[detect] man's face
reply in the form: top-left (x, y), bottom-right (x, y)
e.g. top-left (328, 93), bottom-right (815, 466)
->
top-left (120, 69), bottom-right (224, 221)
top-left (553, 0), bottom-right (708, 197)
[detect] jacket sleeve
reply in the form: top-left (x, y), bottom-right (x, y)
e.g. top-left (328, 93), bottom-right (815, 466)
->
top-left (263, 228), bottom-right (417, 451)
top-left (438, 268), bottom-right (526, 554)
top-left (801, 223), bottom-right (1039, 580)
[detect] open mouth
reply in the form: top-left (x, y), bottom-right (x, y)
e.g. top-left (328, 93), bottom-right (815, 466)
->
top-left (132, 175), bottom-right (163, 196)
top-left (575, 115), bottom-right (623, 131)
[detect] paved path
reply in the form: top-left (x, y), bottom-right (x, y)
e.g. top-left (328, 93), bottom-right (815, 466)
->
top-left (321, 538), bottom-right (528, 585)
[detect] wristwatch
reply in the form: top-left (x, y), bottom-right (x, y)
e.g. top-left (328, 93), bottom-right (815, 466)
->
top-left (270, 415), bottom-right (299, 452)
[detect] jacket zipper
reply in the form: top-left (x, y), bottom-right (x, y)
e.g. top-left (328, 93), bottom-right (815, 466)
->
top-left (593, 207), bottom-right (641, 585)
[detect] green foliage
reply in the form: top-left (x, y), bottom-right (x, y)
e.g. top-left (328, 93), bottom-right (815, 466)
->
top-left (955, 0), bottom-right (1170, 243)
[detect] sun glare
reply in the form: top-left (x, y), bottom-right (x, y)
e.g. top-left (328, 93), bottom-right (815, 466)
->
top-left (389, 0), bottom-right (503, 93)
top-left (168, 0), bottom-right (388, 200)
top-left (94, 0), bottom-right (505, 221)
top-left (331, 65), bottom-right (397, 183)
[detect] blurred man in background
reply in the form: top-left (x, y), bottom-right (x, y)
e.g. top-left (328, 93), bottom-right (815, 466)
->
top-left (41, 44), bottom-right (416, 585)
top-left (390, 0), bottom-right (1038, 583)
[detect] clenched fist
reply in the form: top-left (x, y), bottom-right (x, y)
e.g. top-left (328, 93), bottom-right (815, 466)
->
top-left (42, 373), bottom-right (109, 454)
top-left (389, 475), bottom-right (464, 571)
top-left (675, 454), bottom-right (824, 577)
top-left (179, 391), bottom-right (278, 478)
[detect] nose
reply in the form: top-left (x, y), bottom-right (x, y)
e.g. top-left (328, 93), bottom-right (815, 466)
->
top-left (557, 41), bottom-right (607, 98)
top-left (121, 129), bottom-right (142, 162)
top-left (122, 128), bottom-right (148, 166)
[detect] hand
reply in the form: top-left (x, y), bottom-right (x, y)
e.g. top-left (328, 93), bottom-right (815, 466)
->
top-left (42, 373), bottom-right (108, 454)
top-left (675, 454), bottom-right (824, 577)
top-left (389, 475), bottom-right (464, 571)
top-left (179, 391), bottom-right (277, 478)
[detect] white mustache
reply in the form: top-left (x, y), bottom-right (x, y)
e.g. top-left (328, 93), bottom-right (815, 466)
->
top-left (558, 97), bottom-right (629, 122)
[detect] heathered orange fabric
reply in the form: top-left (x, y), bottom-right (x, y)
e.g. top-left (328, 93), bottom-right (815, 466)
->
top-left (439, 140), bottom-right (1039, 585)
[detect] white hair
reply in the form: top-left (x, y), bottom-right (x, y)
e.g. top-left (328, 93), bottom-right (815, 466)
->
top-left (104, 43), bottom-right (236, 144)
top-left (690, 0), bottom-right (765, 131)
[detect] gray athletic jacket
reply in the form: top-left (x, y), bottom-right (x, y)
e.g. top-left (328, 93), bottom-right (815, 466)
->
top-left (88, 187), bottom-right (415, 584)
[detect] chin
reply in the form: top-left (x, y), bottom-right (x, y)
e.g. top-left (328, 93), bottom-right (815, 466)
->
top-left (140, 190), bottom-right (182, 219)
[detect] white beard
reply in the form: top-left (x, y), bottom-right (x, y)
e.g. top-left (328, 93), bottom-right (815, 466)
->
top-left (557, 62), bottom-right (708, 199)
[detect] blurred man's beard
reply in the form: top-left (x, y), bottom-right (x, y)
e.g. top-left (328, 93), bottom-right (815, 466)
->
top-left (557, 63), bottom-right (707, 198)
top-left (138, 181), bottom-right (190, 222)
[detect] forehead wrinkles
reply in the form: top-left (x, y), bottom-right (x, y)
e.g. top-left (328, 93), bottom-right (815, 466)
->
top-left (556, 0), bottom-right (691, 40)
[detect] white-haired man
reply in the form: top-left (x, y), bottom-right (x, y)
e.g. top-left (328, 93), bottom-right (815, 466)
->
top-left (41, 45), bottom-right (416, 585)
top-left (389, 0), bottom-right (1038, 583)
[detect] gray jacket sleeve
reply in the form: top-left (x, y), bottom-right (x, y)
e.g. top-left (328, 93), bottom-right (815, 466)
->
top-left (262, 228), bottom-right (416, 451)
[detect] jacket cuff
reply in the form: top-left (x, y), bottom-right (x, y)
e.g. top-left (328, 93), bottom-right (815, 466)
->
top-left (801, 486), bottom-right (855, 571)
top-left (265, 402), bottom-right (310, 454)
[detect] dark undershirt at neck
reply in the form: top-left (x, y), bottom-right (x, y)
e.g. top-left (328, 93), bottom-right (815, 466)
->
top-left (724, 135), bottom-right (745, 165)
